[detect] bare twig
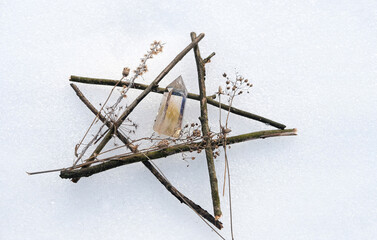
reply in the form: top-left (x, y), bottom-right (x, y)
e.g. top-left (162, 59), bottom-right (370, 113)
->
top-left (60, 128), bottom-right (297, 178)
top-left (203, 52), bottom-right (216, 64)
top-left (70, 75), bottom-right (286, 129)
top-left (191, 32), bottom-right (221, 219)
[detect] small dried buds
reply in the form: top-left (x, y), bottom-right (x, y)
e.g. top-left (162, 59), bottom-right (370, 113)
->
top-left (133, 40), bottom-right (164, 76)
top-left (150, 40), bottom-right (164, 55)
top-left (122, 67), bottom-right (130, 77)
top-left (192, 129), bottom-right (201, 137)
top-left (157, 139), bottom-right (170, 149)
top-left (213, 149), bottom-right (221, 159)
top-left (221, 72), bottom-right (253, 99)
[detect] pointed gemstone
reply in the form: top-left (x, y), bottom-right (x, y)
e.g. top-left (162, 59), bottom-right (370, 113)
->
top-left (153, 76), bottom-right (187, 137)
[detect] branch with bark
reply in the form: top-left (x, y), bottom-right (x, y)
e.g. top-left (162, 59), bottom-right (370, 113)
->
top-left (69, 75), bottom-right (287, 130)
top-left (191, 32), bottom-right (221, 219)
top-left (60, 128), bottom-right (297, 179)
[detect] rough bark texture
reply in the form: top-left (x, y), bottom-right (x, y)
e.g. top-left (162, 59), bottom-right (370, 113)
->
top-left (70, 75), bottom-right (287, 130)
top-left (190, 32), bottom-right (221, 219)
top-left (60, 130), bottom-right (297, 177)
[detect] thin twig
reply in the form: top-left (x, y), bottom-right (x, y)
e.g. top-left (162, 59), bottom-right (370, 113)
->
top-left (70, 75), bottom-right (286, 129)
top-left (60, 128), bottom-right (297, 178)
top-left (191, 32), bottom-right (222, 219)
top-left (223, 141), bottom-right (234, 240)
top-left (27, 168), bottom-right (66, 175)
top-left (203, 52), bottom-right (216, 64)
top-left (223, 91), bottom-right (236, 239)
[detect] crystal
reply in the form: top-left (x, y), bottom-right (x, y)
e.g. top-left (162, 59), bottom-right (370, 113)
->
top-left (153, 76), bottom-right (187, 137)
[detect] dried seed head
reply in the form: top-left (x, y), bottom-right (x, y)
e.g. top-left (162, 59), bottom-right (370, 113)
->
top-left (122, 67), bottom-right (130, 77)
top-left (223, 128), bottom-right (232, 134)
top-left (192, 129), bottom-right (201, 137)
top-left (157, 140), bottom-right (169, 149)
top-left (223, 73), bottom-right (227, 77)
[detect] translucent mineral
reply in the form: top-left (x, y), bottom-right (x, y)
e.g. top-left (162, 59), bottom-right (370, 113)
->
top-left (153, 76), bottom-right (187, 137)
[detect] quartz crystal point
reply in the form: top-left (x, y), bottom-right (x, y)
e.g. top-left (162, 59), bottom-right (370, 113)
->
top-left (153, 76), bottom-right (187, 137)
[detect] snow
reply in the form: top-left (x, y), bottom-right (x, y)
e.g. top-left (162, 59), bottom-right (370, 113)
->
top-left (1, 0), bottom-right (377, 239)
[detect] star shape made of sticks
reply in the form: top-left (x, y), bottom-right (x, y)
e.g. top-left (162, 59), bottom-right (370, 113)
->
top-left (58, 32), bottom-right (297, 231)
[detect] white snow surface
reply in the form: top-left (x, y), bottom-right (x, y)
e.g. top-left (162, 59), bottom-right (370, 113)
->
top-left (1, 1), bottom-right (377, 239)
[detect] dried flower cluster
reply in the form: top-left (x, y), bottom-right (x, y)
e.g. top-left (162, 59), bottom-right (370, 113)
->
top-left (134, 41), bottom-right (164, 76)
top-left (221, 72), bottom-right (253, 99)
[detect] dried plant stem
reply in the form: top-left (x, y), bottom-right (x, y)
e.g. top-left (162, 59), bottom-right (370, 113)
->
top-left (72, 33), bottom-right (205, 183)
top-left (223, 141), bottom-right (234, 240)
top-left (73, 76), bottom-right (124, 167)
top-left (191, 32), bottom-right (221, 219)
top-left (69, 83), bottom-right (224, 230)
top-left (70, 84), bottom-right (133, 145)
top-left (223, 94), bottom-right (235, 239)
top-left (70, 75), bottom-right (286, 130)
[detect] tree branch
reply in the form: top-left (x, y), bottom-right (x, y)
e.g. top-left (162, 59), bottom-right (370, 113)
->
top-left (60, 128), bottom-right (297, 179)
top-left (203, 52), bottom-right (216, 64)
top-left (191, 32), bottom-right (221, 219)
top-left (70, 75), bottom-right (287, 130)
top-left (69, 83), bottom-right (224, 229)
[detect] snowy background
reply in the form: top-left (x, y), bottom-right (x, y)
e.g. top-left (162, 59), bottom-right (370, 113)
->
top-left (1, 0), bottom-right (377, 239)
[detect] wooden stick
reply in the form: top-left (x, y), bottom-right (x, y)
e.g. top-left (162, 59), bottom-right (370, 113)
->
top-left (191, 32), bottom-right (221, 219)
top-left (72, 33), bottom-right (205, 183)
top-left (69, 83), bottom-right (224, 229)
top-left (60, 128), bottom-right (297, 179)
top-left (203, 52), bottom-right (216, 64)
top-left (70, 75), bottom-right (287, 130)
